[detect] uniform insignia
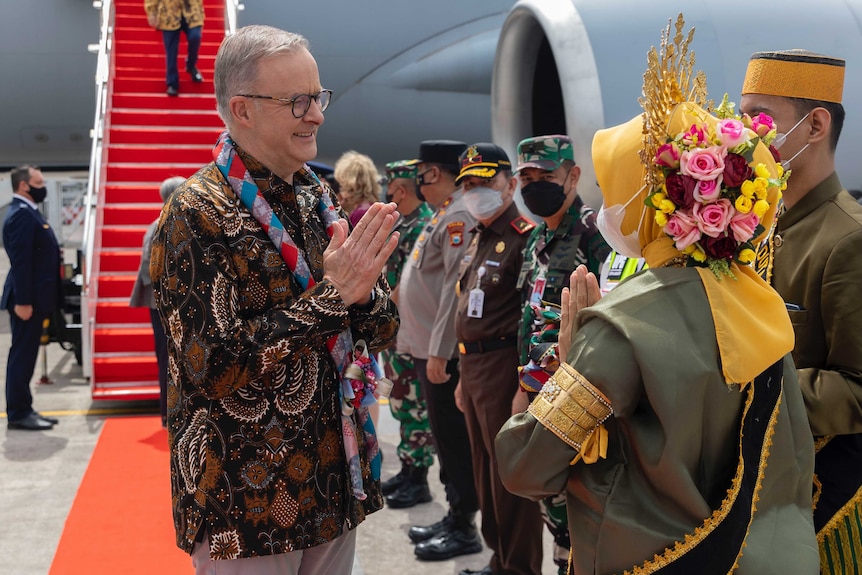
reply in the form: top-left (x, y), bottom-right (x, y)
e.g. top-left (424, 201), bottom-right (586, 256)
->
top-left (462, 146), bottom-right (482, 167)
top-left (511, 215), bottom-right (536, 234)
top-left (412, 248), bottom-right (419, 260)
top-left (418, 233), bottom-right (425, 243)
top-left (431, 217), bottom-right (438, 225)
top-left (491, 274), bottom-right (501, 285)
top-left (447, 222), bottom-right (465, 247)
top-left (495, 241), bottom-right (506, 253)
top-left (43, 224), bottom-right (51, 229)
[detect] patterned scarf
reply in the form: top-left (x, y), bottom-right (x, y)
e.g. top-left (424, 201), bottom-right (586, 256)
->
top-left (213, 132), bottom-right (380, 499)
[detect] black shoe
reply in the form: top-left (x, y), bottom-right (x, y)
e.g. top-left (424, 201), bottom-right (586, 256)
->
top-left (8, 413), bottom-right (54, 431)
top-left (382, 464), bottom-right (409, 496)
top-left (408, 512), bottom-right (454, 544)
top-left (414, 527), bottom-right (483, 561)
top-left (35, 412), bottom-right (59, 425)
top-left (386, 466), bottom-right (432, 509)
top-left (187, 67), bottom-right (204, 82)
top-left (166, 85), bottom-right (179, 96)
top-left (459, 567), bottom-right (494, 575)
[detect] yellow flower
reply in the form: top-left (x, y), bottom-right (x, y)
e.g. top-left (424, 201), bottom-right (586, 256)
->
top-left (655, 211), bottom-right (668, 226)
top-left (740, 180), bottom-right (756, 198)
top-left (754, 177), bottom-right (768, 194)
top-left (682, 244), bottom-right (696, 255)
top-left (776, 163), bottom-right (784, 177)
top-left (659, 199), bottom-right (676, 214)
top-left (691, 248), bottom-right (707, 262)
top-left (735, 195), bottom-right (753, 213)
top-left (652, 192), bottom-right (667, 204)
top-left (753, 199), bottom-right (770, 219)
top-left (738, 248), bottom-right (755, 264)
top-left (754, 163), bottom-right (771, 179)
top-left (754, 185), bottom-right (768, 201)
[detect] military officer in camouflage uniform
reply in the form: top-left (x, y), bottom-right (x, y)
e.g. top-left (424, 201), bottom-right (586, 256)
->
top-left (514, 135), bottom-right (611, 574)
top-left (379, 159), bottom-right (436, 509)
top-left (397, 141), bottom-right (483, 561)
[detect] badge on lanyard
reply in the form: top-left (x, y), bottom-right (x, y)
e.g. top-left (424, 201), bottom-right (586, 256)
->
top-left (467, 266), bottom-right (486, 318)
top-left (529, 272), bottom-right (546, 307)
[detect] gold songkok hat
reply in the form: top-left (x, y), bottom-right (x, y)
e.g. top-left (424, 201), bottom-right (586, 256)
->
top-left (742, 49), bottom-right (845, 103)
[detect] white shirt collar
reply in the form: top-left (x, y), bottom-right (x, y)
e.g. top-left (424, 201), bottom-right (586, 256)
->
top-left (12, 193), bottom-right (39, 211)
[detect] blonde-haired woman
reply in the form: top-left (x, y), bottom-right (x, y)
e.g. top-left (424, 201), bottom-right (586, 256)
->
top-left (334, 151), bottom-right (381, 226)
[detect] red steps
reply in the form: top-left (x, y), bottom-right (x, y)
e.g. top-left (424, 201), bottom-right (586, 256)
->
top-left (109, 126), bottom-right (222, 146)
top-left (91, 0), bottom-right (224, 401)
top-left (97, 301), bottom-right (152, 324)
top-left (111, 108), bottom-right (223, 127)
top-left (100, 249), bottom-right (146, 271)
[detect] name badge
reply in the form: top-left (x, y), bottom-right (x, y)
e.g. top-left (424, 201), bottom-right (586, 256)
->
top-left (467, 288), bottom-right (485, 318)
top-left (530, 274), bottom-right (546, 307)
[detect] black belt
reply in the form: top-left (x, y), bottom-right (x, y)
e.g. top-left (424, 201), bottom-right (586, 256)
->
top-left (458, 336), bottom-right (517, 355)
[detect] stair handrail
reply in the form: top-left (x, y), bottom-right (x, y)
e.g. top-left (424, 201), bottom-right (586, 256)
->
top-left (81, 0), bottom-right (115, 379)
top-left (225, 0), bottom-right (243, 35)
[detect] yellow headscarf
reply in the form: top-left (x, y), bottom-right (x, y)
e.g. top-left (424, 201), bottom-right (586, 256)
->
top-left (592, 102), bottom-right (793, 385)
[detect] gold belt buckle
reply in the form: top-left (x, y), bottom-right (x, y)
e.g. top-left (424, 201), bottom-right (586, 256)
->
top-left (458, 342), bottom-right (467, 355)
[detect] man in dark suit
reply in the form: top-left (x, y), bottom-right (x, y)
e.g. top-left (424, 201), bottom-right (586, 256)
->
top-left (3, 165), bottom-right (62, 431)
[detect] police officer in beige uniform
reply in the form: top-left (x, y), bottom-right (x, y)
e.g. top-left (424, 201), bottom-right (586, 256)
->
top-left (454, 143), bottom-right (543, 575)
top-left (397, 141), bottom-right (483, 561)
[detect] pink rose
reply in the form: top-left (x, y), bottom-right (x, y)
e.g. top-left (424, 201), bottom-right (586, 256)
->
top-left (694, 176), bottom-right (723, 202)
top-left (655, 142), bottom-right (681, 168)
top-left (693, 199), bottom-right (735, 238)
top-left (716, 118), bottom-right (747, 148)
top-left (729, 210), bottom-right (760, 242)
top-left (750, 113), bottom-right (775, 138)
top-left (680, 146), bottom-right (727, 181)
top-left (681, 124), bottom-right (708, 146)
top-left (664, 211), bottom-right (701, 250)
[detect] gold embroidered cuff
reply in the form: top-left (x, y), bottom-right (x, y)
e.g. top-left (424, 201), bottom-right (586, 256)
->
top-left (527, 362), bottom-right (613, 454)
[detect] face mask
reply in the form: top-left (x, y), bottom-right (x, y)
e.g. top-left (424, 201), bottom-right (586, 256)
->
top-left (595, 187), bottom-right (646, 258)
top-left (772, 112), bottom-right (810, 150)
top-left (521, 180), bottom-right (566, 217)
top-left (415, 169), bottom-right (432, 203)
top-left (28, 184), bottom-right (48, 203)
top-left (463, 186), bottom-right (503, 220)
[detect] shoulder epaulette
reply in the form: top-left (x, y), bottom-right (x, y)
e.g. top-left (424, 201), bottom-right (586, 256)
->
top-left (511, 215), bottom-right (537, 235)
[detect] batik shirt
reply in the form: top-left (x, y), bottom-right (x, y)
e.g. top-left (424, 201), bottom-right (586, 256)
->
top-left (150, 145), bottom-right (398, 560)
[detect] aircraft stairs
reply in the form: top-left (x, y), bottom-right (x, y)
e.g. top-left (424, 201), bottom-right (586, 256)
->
top-left (84, 0), bottom-right (226, 400)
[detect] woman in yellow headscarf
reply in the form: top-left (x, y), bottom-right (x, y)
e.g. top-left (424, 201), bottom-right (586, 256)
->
top-left (495, 16), bottom-right (818, 575)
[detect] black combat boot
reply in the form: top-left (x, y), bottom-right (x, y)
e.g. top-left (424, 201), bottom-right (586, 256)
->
top-left (381, 463), bottom-right (410, 496)
top-left (385, 465), bottom-right (432, 509)
top-left (408, 510), bottom-right (454, 543)
top-left (413, 510), bottom-right (483, 561)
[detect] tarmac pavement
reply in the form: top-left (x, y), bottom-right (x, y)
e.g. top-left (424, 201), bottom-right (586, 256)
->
top-left (0, 247), bottom-right (557, 574)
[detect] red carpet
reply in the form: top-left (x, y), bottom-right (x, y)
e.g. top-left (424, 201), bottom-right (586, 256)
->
top-left (50, 417), bottom-right (190, 574)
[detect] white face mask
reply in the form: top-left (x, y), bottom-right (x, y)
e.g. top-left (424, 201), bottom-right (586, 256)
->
top-left (596, 186), bottom-right (647, 259)
top-left (773, 112), bottom-right (812, 169)
top-left (463, 186), bottom-right (503, 220)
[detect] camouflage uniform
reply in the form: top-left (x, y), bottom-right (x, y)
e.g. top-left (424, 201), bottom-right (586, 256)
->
top-left (380, 160), bottom-right (435, 469)
top-left (515, 135), bottom-right (612, 574)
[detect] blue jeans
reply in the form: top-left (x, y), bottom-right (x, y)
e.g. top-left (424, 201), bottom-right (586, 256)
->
top-left (162, 16), bottom-right (202, 89)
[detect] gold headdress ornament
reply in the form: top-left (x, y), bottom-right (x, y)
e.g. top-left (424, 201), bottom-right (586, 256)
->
top-left (590, 13), bottom-right (793, 387)
top-left (638, 14), bottom-right (711, 192)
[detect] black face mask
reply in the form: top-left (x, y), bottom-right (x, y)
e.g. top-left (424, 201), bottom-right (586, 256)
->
top-left (521, 180), bottom-right (566, 217)
top-left (415, 169), bottom-right (433, 203)
top-left (28, 184), bottom-right (48, 204)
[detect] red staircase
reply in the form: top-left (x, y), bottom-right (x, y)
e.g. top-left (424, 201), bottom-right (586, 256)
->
top-left (90, 0), bottom-right (225, 399)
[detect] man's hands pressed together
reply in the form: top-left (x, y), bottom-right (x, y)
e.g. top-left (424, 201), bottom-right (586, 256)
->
top-left (323, 202), bottom-right (400, 307)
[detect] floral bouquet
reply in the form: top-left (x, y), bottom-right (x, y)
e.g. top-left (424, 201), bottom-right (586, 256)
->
top-left (645, 95), bottom-right (790, 277)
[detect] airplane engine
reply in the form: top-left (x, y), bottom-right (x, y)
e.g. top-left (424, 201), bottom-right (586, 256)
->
top-left (491, 0), bottom-right (862, 208)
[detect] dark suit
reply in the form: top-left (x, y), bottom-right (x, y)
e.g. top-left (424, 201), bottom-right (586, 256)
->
top-left (2, 197), bottom-right (61, 422)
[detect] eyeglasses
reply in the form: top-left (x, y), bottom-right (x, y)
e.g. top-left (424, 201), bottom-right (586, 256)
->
top-left (238, 89), bottom-right (333, 118)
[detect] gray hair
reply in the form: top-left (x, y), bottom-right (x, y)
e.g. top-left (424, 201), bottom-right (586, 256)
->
top-left (160, 176), bottom-right (186, 203)
top-left (214, 25), bottom-right (310, 128)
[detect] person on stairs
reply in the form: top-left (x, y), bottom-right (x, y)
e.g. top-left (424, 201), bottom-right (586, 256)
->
top-left (144, 0), bottom-right (205, 96)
